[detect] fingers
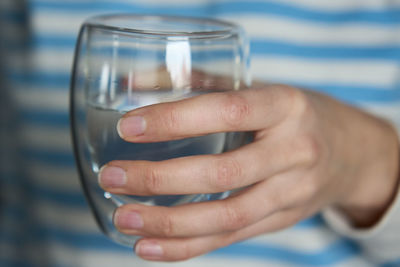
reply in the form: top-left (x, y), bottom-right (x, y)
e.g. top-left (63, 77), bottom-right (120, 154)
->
top-left (98, 135), bottom-right (307, 196)
top-left (112, 172), bottom-right (299, 239)
top-left (99, 153), bottom-right (250, 196)
top-left (118, 86), bottom-right (298, 142)
top-left (133, 207), bottom-right (306, 261)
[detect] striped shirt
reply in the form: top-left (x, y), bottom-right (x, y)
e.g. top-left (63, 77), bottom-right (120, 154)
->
top-left (1, 0), bottom-right (400, 266)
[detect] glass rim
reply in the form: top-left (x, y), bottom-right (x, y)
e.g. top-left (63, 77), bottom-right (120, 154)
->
top-left (83, 14), bottom-right (241, 38)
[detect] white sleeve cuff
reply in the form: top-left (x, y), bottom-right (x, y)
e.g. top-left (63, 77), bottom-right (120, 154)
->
top-left (322, 181), bottom-right (400, 263)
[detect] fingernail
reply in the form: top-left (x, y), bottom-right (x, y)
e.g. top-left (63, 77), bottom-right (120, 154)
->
top-left (117, 116), bottom-right (146, 138)
top-left (115, 210), bottom-right (144, 229)
top-left (136, 240), bottom-right (163, 259)
top-left (98, 166), bottom-right (127, 188)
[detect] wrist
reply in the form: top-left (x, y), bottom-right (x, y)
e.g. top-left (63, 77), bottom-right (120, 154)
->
top-left (335, 114), bottom-right (400, 228)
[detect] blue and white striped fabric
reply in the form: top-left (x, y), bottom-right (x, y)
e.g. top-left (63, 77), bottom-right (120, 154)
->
top-left (1, 0), bottom-right (400, 266)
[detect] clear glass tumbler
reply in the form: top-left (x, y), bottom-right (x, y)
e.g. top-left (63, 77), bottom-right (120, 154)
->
top-left (70, 14), bottom-right (250, 246)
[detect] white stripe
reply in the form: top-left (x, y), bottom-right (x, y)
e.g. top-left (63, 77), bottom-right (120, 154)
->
top-left (32, 11), bottom-right (400, 46)
top-left (360, 101), bottom-right (400, 132)
top-left (1, 185), bottom-right (25, 205)
top-left (32, 12), bottom-right (85, 36)
top-left (226, 15), bottom-right (400, 46)
top-left (14, 86), bottom-right (69, 111)
top-left (31, 49), bottom-right (74, 73)
top-left (10, 50), bottom-right (400, 91)
top-left (0, 0), bottom-right (24, 11)
top-left (0, 214), bottom-right (24, 239)
top-left (21, 237), bottom-right (373, 267)
top-left (35, 199), bottom-right (97, 232)
top-left (0, 135), bottom-right (18, 174)
top-left (0, 243), bottom-right (20, 263)
top-left (251, 56), bottom-right (400, 88)
top-left (20, 124), bottom-right (72, 151)
top-left (249, 229), bottom-right (383, 266)
top-left (254, 0), bottom-right (400, 11)
top-left (0, 20), bottom-right (28, 43)
top-left (247, 226), bottom-right (339, 252)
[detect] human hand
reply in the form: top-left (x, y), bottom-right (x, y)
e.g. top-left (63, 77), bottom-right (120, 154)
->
top-left (98, 85), bottom-right (399, 261)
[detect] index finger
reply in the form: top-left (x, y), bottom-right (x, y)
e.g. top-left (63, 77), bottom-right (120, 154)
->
top-left (118, 86), bottom-right (296, 143)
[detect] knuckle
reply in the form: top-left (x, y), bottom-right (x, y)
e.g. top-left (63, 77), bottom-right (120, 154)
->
top-left (295, 135), bottom-right (321, 166)
top-left (214, 157), bottom-right (242, 191)
top-left (286, 87), bottom-right (308, 112)
top-left (292, 177), bottom-right (319, 205)
top-left (280, 86), bottom-right (312, 118)
top-left (176, 243), bottom-right (193, 261)
top-left (301, 179), bottom-right (319, 201)
top-left (220, 94), bottom-right (250, 127)
top-left (159, 214), bottom-right (175, 237)
top-left (144, 167), bottom-right (163, 194)
top-left (162, 105), bottom-right (181, 133)
top-left (268, 190), bottom-right (286, 211)
top-left (221, 202), bottom-right (249, 231)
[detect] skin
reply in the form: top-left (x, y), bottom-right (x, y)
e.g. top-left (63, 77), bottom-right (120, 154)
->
top-left (98, 85), bottom-right (400, 262)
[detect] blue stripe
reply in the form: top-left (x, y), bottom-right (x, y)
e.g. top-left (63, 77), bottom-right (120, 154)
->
top-left (294, 214), bottom-right (324, 229)
top-left (382, 259), bottom-right (400, 267)
top-left (25, 35), bottom-right (400, 62)
top-left (0, 10), bottom-right (27, 24)
top-left (0, 171), bottom-right (22, 185)
top-left (33, 225), bottom-right (131, 252)
top-left (33, 35), bottom-right (77, 49)
top-left (1, 169), bottom-right (87, 208)
top-left (1, 172), bottom-right (87, 208)
top-left (0, 259), bottom-right (35, 267)
top-left (19, 110), bottom-right (69, 127)
top-left (32, 1), bottom-right (400, 25)
top-left (9, 70), bottom-right (71, 88)
top-left (291, 82), bottom-right (400, 104)
top-left (12, 162), bottom-right (89, 207)
top-left (2, 205), bottom-right (26, 221)
top-left (381, 259), bottom-right (400, 267)
top-left (29, 184), bottom-right (88, 207)
top-left (22, 148), bottom-right (74, 167)
top-left (211, 238), bottom-right (360, 265)
top-left (0, 229), bottom-right (25, 247)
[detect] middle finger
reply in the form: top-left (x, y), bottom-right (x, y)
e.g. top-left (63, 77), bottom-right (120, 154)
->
top-left (98, 137), bottom-right (302, 196)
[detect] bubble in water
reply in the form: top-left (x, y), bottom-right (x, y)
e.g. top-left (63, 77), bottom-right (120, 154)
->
top-left (104, 192), bottom-right (112, 199)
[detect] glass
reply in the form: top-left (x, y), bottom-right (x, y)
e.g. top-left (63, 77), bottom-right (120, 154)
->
top-left (70, 14), bottom-right (250, 246)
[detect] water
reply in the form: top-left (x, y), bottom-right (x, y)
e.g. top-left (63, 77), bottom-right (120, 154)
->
top-left (86, 91), bottom-right (236, 207)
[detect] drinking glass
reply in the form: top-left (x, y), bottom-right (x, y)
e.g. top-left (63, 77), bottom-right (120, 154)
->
top-left (70, 14), bottom-right (250, 246)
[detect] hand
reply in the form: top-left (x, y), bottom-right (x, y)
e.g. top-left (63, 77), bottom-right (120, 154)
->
top-left (98, 85), bottom-right (399, 261)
